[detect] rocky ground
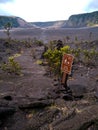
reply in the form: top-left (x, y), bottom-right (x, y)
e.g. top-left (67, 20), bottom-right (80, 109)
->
top-left (0, 39), bottom-right (98, 130)
top-left (1, 26), bottom-right (98, 43)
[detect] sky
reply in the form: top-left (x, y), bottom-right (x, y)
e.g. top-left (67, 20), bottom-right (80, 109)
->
top-left (0, 0), bottom-right (98, 22)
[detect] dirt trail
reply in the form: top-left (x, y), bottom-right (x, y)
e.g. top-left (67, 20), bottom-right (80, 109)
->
top-left (0, 47), bottom-right (54, 130)
top-left (14, 47), bottom-right (52, 98)
top-left (0, 47), bottom-right (52, 99)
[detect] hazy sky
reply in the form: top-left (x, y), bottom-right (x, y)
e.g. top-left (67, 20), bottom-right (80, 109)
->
top-left (0, 0), bottom-right (98, 22)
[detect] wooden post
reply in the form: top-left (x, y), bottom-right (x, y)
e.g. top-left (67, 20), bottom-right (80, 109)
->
top-left (61, 72), bottom-right (67, 84)
top-left (61, 72), bottom-right (68, 89)
top-left (64, 73), bottom-right (68, 89)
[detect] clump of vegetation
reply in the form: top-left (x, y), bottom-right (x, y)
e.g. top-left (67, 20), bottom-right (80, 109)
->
top-left (83, 48), bottom-right (98, 66)
top-left (44, 45), bottom-right (71, 76)
top-left (71, 48), bottom-right (81, 63)
top-left (35, 40), bottom-right (44, 46)
top-left (1, 56), bottom-right (21, 75)
top-left (22, 39), bottom-right (32, 48)
top-left (48, 40), bottom-right (58, 50)
top-left (43, 39), bottom-right (98, 77)
top-left (36, 60), bottom-right (43, 65)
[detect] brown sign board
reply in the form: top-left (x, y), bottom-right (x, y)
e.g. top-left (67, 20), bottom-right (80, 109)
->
top-left (61, 54), bottom-right (74, 74)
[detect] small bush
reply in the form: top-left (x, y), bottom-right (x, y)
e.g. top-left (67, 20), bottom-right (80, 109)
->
top-left (36, 60), bottom-right (43, 65)
top-left (35, 40), bottom-right (44, 46)
top-left (1, 56), bottom-right (21, 75)
top-left (44, 46), bottom-right (71, 76)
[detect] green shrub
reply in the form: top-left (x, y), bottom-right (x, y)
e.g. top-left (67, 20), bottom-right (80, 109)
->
top-left (83, 49), bottom-right (98, 66)
top-left (71, 48), bottom-right (81, 63)
top-left (35, 40), bottom-right (44, 46)
top-left (1, 56), bottom-right (21, 75)
top-left (44, 46), bottom-right (71, 76)
top-left (36, 60), bottom-right (43, 65)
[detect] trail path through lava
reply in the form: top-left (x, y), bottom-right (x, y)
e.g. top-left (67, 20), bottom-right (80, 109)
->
top-left (14, 47), bottom-right (52, 98)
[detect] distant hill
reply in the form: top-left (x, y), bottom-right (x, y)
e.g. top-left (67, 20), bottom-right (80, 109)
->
top-left (0, 11), bottom-right (98, 29)
top-left (31, 20), bottom-right (66, 28)
top-left (32, 11), bottom-right (98, 28)
top-left (0, 16), bottom-right (35, 29)
top-left (62, 11), bottom-right (98, 28)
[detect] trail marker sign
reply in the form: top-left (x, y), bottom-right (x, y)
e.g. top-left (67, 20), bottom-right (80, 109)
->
top-left (61, 54), bottom-right (74, 74)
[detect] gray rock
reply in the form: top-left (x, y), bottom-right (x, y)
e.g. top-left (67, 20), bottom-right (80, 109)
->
top-left (70, 84), bottom-right (87, 98)
top-left (52, 105), bottom-right (98, 130)
top-left (26, 108), bottom-right (60, 130)
top-left (19, 99), bottom-right (54, 110)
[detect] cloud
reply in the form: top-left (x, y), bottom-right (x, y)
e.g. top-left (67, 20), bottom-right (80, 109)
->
top-left (86, 0), bottom-right (98, 11)
top-left (0, 0), bottom-right (96, 22)
top-left (0, 0), bottom-right (14, 3)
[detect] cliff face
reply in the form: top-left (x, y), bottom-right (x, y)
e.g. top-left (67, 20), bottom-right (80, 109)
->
top-left (0, 16), bottom-right (35, 29)
top-left (0, 11), bottom-right (98, 29)
top-left (63, 11), bottom-right (98, 28)
top-left (31, 11), bottom-right (98, 28)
